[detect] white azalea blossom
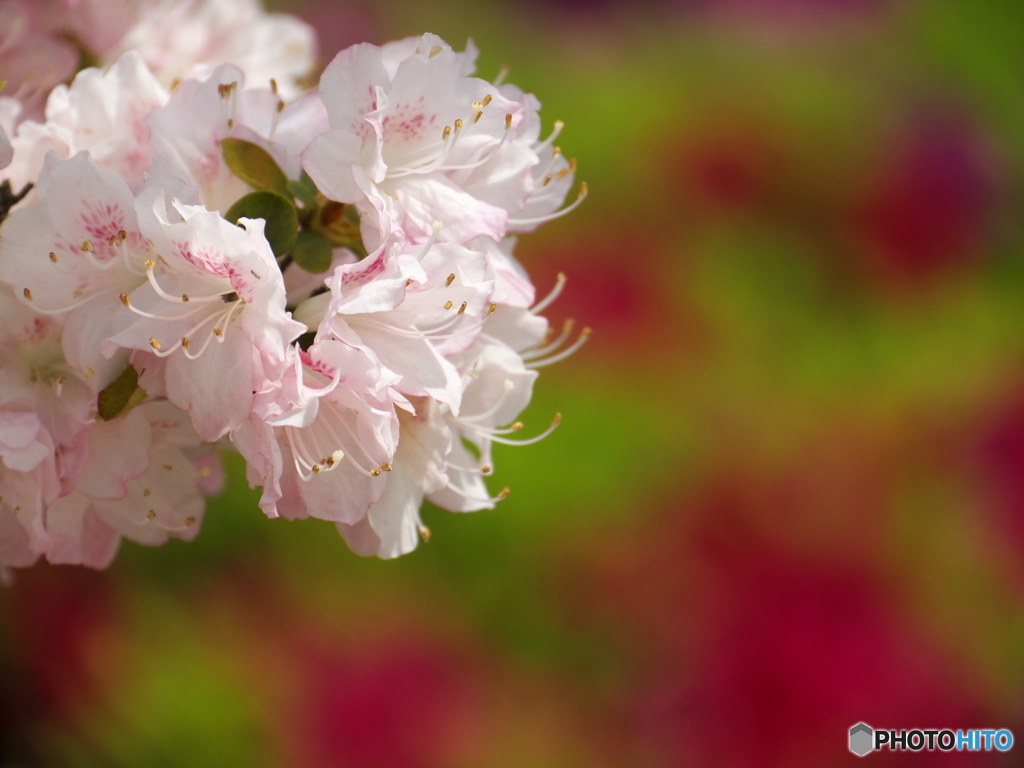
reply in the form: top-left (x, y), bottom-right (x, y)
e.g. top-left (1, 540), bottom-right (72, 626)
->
top-left (0, 4), bottom-right (587, 572)
top-left (4, 52), bottom-right (168, 194)
top-left (146, 63), bottom-right (327, 213)
top-left (302, 33), bottom-right (536, 250)
top-left (108, 0), bottom-right (317, 99)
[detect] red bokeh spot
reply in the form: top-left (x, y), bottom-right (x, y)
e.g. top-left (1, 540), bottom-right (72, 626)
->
top-left (852, 114), bottom-right (998, 286)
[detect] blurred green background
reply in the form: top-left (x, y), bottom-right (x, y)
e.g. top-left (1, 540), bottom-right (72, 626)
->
top-left (7, 0), bottom-right (1024, 765)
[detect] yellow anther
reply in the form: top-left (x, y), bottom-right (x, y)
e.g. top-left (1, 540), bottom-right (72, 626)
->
top-left (119, 293), bottom-right (130, 308)
top-left (443, 300), bottom-right (453, 310)
top-left (48, 252), bottom-right (57, 262)
top-left (149, 338), bottom-right (161, 349)
top-left (23, 288), bottom-right (32, 300)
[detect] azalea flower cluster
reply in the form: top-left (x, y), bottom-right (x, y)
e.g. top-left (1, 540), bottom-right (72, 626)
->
top-left (0, 0), bottom-right (586, 575)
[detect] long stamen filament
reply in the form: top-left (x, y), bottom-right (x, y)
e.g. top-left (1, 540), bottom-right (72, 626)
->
top-left (358, 301), bottom-right (494, 341)
top-left (386, 120), bottom-right (465, 178)
top-left (509, 182), bottom-right (588, 227)
top-left (321, 398), bottom-right (392, 477)
top-left (151, 301), bottom-right (240, 359)
top-left (120, 293), bottom-right (211, 321)
top-left (79, 241), bottom-right (120, 272)
top-left (424, 116), bottom-right (516, 173)
top-left (445, 459), bottom-right (493, 474)
top-left (535, 120), bottom-right (564, 152)
top-left (443, 481), bottom-right (510, 505)
top-left (18, 287), bottom-right (106, 315)
top-left (523, 318), bottom-right (574, 360)
top-left (417, 221), bottom-right (443, 259)
top-left (470, 413), bottom-right (561, 446)
top-left (536, 148), bottom-right (564, 182)
top-left (530, 272), bottom-right (566, 315)
top-left (526, 328), bottom-right (590, 369)
top-left (183, 300), bottom-right (242, 359)
top-left (146, 262), bottom-right (236, 304)
top-left (114, 231), bottom-right (146, 276)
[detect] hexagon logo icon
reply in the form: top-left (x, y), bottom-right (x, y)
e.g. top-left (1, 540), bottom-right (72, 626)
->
top-left (849, 723), bottom-right (874, 757)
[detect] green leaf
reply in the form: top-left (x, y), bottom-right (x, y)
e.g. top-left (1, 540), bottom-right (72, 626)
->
top-left (97, 365), bottom-right (147, 421)
top-left (221, 138), bottom-right (290, 198)
top-left (225, 191), bottom-right (297, 257)
top-left (287, 179), bottom-right (317, 211)
top-left (291, 230), bottom-right (333, 273)
top-left (300, 170), bottom-right (319, 195)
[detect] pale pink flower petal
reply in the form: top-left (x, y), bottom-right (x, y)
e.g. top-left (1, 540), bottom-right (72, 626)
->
top-left (0, 411), bottom-right (51, 472)
top-left (108, 0), bottom-right (316, 100)
top-left (302, 34), bottom-right (534, 248)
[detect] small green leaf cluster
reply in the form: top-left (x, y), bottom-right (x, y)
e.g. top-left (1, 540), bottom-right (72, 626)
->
top-left (221, 138), bottom-right (365, 274)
